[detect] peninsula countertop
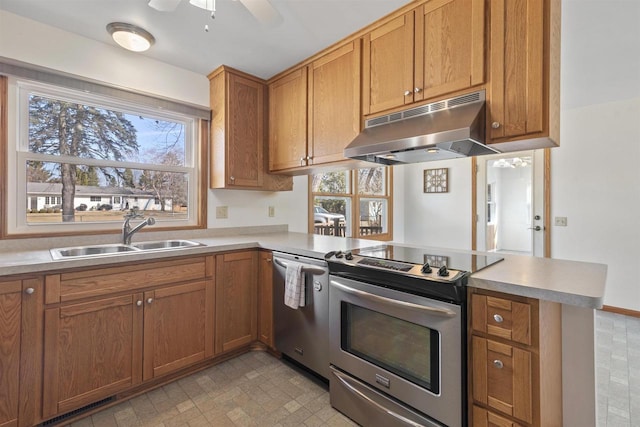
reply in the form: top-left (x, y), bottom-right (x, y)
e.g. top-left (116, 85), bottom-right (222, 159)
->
top-left (0, 230), bottom-right (606, 308)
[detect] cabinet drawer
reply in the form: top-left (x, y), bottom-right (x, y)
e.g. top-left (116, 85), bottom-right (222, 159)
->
top-left (472, 405), bottom-right (524, 427)
top-left (46, 256), bottom-right (212, 303)
top-left (471, 293), bottom-right (532, 345)
top-left (471, 337), bottom-right (533, 424)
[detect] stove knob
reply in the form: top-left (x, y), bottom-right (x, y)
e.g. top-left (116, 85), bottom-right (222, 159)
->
top-left (421, 263), bottom-right (432, 273)
top-left (335, 251), bottom-right (344, 258)
top-left (345, 251), bottom-right (353, 260)
top-left (438, 265), bottom-right (450, 277)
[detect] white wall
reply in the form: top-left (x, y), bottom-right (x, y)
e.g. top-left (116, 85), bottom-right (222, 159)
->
top-left (0, 10), bottom-right (306, 233)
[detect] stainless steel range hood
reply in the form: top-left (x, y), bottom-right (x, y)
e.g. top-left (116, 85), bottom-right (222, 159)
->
top-left (345, 90), bottom-right (500, 165)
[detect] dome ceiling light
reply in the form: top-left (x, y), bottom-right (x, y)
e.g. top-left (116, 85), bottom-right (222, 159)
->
top-left (106, 22), bottom-right (155, 52)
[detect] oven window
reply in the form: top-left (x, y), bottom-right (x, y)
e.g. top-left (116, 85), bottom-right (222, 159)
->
top-left (341, 303), bottom-right (440, 394)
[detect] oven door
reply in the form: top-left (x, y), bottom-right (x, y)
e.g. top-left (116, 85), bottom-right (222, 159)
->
top-left (329, 275), bottom-right (463, 427)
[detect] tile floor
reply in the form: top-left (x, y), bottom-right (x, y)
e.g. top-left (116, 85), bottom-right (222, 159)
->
top-left (597, 310), bottom-right (640, 427)
top-left (67, 310), bottom-right (635, 427)
top-left (68, 351), bottom-right (355, 427)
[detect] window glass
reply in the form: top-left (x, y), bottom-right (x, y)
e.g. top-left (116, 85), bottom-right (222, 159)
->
top-left (8, 79), bottom-right (200, 234)
top-left (359, 198), bottom-right (388, 236)
top-left (311, 171), bottom-right (350, 194)
top-left (358, 167), bottom-right (386, 195)
top-left (313, 196), bottom-right (351, 237)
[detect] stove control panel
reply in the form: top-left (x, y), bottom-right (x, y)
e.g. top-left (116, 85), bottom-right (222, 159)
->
top-left (326, 250), bottom-right (464, 283)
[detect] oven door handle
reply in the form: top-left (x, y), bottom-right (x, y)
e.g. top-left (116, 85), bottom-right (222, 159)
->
top-left (274, 258), bottom-right (326, 275)
top-left (331, 280), bottom-right (457, 318)
top-left (332, 369), bottom-right (433, 427)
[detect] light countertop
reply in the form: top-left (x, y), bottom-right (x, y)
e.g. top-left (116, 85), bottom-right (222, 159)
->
top-left (0, 230), bottom-right (606, 308)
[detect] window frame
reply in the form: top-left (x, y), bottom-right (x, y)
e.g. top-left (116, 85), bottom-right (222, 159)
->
top-left (308, 167), bottom-right (393, 241)
top-left (1, 75), bottom-right (208, 238)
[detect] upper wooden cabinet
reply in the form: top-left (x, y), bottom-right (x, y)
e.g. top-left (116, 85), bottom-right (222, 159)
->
top-left (269, 40), bottom-right (361, 173)
top-left (0, 277), bottom-right (43, 427)
top-left (209, 66), bottom-right (292, 191)
top-left (487, 0), bottom-right (560, 150)
top-left (363, 0), bottom-right (485, 116)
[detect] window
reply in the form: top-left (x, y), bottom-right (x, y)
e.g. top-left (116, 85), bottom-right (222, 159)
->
top-left (5, 78), bottom-right (204, 235)
top-left (310, 167), bottom-right (392, 240)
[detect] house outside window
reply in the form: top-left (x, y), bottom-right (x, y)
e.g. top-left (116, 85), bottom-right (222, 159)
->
top-left (4, 78), bottom-right (203, 235)
top-left (309, 167), bottom-right (392, 240)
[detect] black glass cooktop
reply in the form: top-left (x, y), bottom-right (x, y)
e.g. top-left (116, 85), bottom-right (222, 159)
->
top-left (351, 244), bottom-right (503, 274)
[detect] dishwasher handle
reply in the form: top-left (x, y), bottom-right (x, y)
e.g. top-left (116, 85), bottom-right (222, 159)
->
top-left (274, 257), bottom-right (327, 276)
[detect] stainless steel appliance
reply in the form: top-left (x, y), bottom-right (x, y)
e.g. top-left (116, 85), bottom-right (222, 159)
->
top-left (273, 251), bottom-right (330, 380)
top-left (326, 245), bottom-right (503, 427)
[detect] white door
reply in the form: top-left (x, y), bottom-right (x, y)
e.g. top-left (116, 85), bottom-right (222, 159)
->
top-left (476, 150), bottom-right (545, 257)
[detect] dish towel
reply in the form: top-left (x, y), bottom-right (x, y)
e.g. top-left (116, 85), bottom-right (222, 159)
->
top-left (284, 262), bottom-right (305, 309)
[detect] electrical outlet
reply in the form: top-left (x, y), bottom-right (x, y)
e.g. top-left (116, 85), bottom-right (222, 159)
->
top-left (268, 206), bottom-right (275, 217)
top-left (554, 216), bottom-right (567, 227)
top-left (216, 206), bottom-right (228, 219)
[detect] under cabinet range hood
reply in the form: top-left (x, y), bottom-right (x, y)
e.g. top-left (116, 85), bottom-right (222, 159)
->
top-left (345, 90), bottom-right (500, 165)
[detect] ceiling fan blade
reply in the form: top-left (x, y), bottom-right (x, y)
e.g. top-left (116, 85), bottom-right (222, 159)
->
top-left (148, 0), bottom-right (182, 12)
top-left (238, 0), bottom-right (283, 27)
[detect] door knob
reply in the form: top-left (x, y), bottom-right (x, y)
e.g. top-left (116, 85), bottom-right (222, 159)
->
top-left (528, 226), bottom-right (542, 231)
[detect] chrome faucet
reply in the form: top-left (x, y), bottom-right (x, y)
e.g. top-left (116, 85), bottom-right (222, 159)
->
top-left (122, 209), bottom-right (156, 245)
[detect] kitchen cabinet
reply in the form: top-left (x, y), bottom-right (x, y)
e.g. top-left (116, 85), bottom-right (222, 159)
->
top-left (215, 251), bottom-right (258, 354)
top-left (487, 0), bottom-right (560, 150)
top-left (269, 40), bottom-right (361, 173)
top-left (0, 277), bottom-right (43, 427)
top-left (42, 256), bottom-right (214, 419)
top-left (362, 0), bottom-right (485, 116)
top-left (468, 289), bottom-right (562, 427)
top-left (257, 251), bottom-right (274, 349)
top-left (209, 66), bottom-right (292, 191)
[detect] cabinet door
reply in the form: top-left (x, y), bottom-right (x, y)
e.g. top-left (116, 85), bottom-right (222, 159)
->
top-left (42, 294), bottom-right (143, 418)
top-left (226, 73), bottom-right (265, 187)
top-left (472, 405), bottom-right (524, 427)
top-left (362, 11), bottom-right (415, 116)
top-left (257, 251), bottom-right (274, 348)
top-left (415, 0), bottom-right (484, 102)
top-left (489, 0), bottom-right (544, 140)
top-left (143, 280), bottom-right (214, 380)
top-left (471, 337), bottom-right (533, 424)
top-left (269, 67), bottom-right (308, 171)
top-left (308, 41), bottom-right (361, 165)
top-left (215, 251), bottom-right (258, 354)
top-left (0, 282), bottom-right (23, 427)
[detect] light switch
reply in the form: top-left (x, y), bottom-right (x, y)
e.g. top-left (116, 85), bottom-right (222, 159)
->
top-left (216, 206), bottom-right (228, 219)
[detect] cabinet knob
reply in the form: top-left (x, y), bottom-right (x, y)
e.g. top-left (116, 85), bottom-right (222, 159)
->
top-left (136, 300), bottom-right (143, 307)
top-left (493, 314), bottom-right (504, 323)
top-left (414, 87), bottom-right (422, 93)
top-left (493, 359), bottom-right (504, 369)
top-left (491, 121), bottom-right (501, 129)
top-left (230, 176), bottom-right (235, 182)
top-left (147, 298), bottom-right (154, 304)
top-left (300, 157), bottom-right (305, 166)
top-left (306, 155), bottom-right (313, 165)
top-left (404, 90), bottom-right (412, 96)
top-left (24, 287), bottom-right (35, 295)
top-left (266, 258), bottom-right (272, 262)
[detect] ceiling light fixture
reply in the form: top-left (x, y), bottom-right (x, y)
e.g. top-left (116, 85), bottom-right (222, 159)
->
top-left (106, 22), bottom-right (155, 52)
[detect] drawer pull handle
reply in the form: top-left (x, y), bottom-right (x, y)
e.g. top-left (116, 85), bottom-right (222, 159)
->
top-left (493, 359), bottom-right (504, 369)
top-left (493, 314), bottom-right (504, 323)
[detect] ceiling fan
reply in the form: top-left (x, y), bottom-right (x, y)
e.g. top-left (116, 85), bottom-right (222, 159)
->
top-left (148, 0), bottom-right (283, 27)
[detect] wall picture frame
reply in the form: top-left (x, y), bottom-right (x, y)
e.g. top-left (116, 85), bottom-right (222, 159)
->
top-left (424, 168), bottom-right (448, 193)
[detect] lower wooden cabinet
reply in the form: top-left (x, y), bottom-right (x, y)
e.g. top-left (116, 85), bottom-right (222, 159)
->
top-left (468, 288), bottom-right (562, 427)
top-left (42, 256), bottom-right (215, 420)
top-left (472, 405), bottom-right (524, 427)
top-left (215, 251), bottom-right (258, 354)
top-left (258, 251), bottom-right (274, 349)
top-left (0, 277), bottom-right (43, 427)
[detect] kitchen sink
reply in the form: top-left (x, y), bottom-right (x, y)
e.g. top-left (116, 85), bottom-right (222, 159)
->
top-left (130, 239), bottom-right (204, 251)
top-left (50, 240), bottom-right (204, 260)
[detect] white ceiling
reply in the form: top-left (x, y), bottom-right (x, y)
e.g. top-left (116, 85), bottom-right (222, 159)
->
top-left (0, 0), bottom-right (410, 79)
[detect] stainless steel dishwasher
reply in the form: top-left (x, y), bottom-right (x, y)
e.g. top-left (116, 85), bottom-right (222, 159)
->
top-left (273, 251), bottom-right (329, 380)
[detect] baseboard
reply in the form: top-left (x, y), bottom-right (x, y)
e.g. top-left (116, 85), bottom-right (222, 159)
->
top-left (602, 305), bottom-right (640, 318)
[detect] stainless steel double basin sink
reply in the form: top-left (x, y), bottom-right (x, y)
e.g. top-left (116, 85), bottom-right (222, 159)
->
top-left (50, 239), bottom-right (205, 260)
